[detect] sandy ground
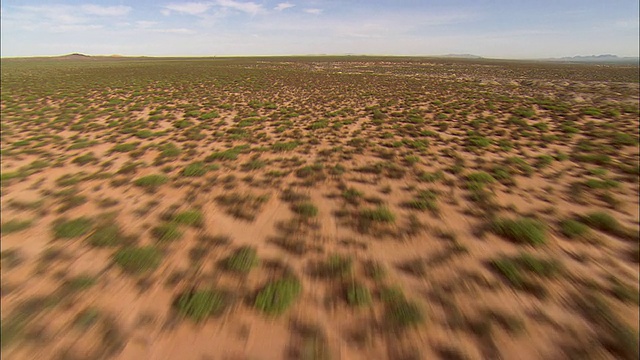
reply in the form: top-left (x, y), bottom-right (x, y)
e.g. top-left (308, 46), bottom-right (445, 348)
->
top-left (1, 57), bottom-right (639, 360)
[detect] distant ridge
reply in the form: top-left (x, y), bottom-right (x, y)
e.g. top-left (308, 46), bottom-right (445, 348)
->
top-left (440, 54), bottom-right (483, 59)
top-left (545, 54), bottom-right (639, 64)
top-left (57, 53), bottom-right (93, 60)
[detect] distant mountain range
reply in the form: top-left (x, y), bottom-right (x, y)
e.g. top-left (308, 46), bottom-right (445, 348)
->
top-left (544, 54), bottom-right (639, 63)
top-left (440, 54), bottom-right (484, 59)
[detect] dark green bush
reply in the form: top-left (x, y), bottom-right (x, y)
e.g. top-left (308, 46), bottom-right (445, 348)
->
top-left (255, 277), bottom-right (302, 315)
top-left (113, 246), bottom-right (162, 273)
top-left (490, 217), bottom-right (546, 246)
top-left (175, 289), bottom-right (227, 322)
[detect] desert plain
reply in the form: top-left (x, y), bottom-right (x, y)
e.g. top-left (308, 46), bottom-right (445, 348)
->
top-left (1, 56), bottom-right (639, 360)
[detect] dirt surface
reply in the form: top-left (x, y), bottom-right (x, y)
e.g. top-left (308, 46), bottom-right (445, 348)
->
top-left (1, 56), bottom-right (639, 360)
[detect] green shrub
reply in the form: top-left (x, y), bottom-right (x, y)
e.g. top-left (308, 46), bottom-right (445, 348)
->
top-left (64, 275), bottom-right (97, 292)
top-left (113, 246), bottom-right (162, 273)
top-left (87, 223), bottom-right (124, 247)
top-left (134, 174), bottom-right (168, 188)
top-left (1, 219), bottom-right (32, 235)
top-left (158, 143), bottom-right (181, 158)
top-left (272, 141), bottom-right (299, 152)
top-left (255, 277), bottom-right (302, 315)
top-left (506, 157), bottom-right (534, 176)
top-left (535, 155), bottom-right (554, 168)
top-left (111, 142), bottom-right (138, 153)
top-left (182, 162), bottom-right (207, 177)
top-left (513, 107), bottom-right (535, 118)
top-left (172, 210), bottom-right (204, 227)
top-left (404, 190), bottom-right (438, 212)
top-left (346, 283), bottom-right (372, 307)
top-left (72, 153), bottom-right (97, 166)
top-left (490, 217), bottom-right (546, 246)
top-left (53, 217), bottom-right (93, 239)
top-left (466, 171), bottom-right (496, 184)
top-left (292, 202), bottom-right (319, 218)
top-left (559, 219), bottom-right (591, 240)
top-left (467, 136), bottom-right (491, 148)
top-left (610, 132), bottom-right (638, 146)
top-left (579, 212), bottom-right (638, 241)
top-left (314, 255), bottom-right (353, 278)
top-left (199, 111), bottom-right (219, 120)
top-left (152, 223), bottom-right (183, 243)
top-left (223, 246), bottom-right (259, 273)
top-left (359, 206), bottom-right (395, 223)
top-left (385, 298), bottom-right (424, 329)
top-left (175, 289), bottom-right (227, 322)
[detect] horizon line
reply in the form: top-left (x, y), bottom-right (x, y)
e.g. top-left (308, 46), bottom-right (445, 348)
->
top-left (2, 53), bottom-right (639, 62)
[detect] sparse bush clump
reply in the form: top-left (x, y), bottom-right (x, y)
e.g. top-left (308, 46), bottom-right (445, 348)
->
top-left (559, 219), bottom-right (591, 240)
top-left (152, 223), bottom-right (183, 243)
top-left (223, 246), bottom-right (259, 274)
top-left (134, 174), bottom-right (168, 189)
top-left (53, 217), bottom-right (93, 239)
top-left (359, 206), bottom-right (395, 223)
top-left (1, 219), bottom-right (33, 235)
top-left (292, 202), bottom-right (319, 218)
top-left (346, 282), bottom-right (372, 307)
top-left (175, 289), bottom-right (227, 322)
top-left (255, 276), bottom-right (302, 315)
top-left (113, 246), bottom-right (162, 274)
top-left (579, 212), bottom-right (638, 241)
top-left (490, 217), bottom-right (546, 246)
top-left (182, 162), bottom-right (207, 177)
top-left (172, 209), bottom-right (204, 227)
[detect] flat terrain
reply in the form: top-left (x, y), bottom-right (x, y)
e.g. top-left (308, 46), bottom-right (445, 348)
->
top-left (1, 56), bottom-right (639, 360)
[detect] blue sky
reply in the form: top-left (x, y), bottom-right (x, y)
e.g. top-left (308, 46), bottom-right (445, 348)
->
top-left (1, 0), bottom-right (638, 58)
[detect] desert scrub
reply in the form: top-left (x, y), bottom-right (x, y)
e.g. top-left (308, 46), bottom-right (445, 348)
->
top-left (579, 212), bottom-right (638, 241)
top-left (466, 171), bottom-right (496, 184)
top-left (342, 187), bottom-right (364, 204)
top-left (87, 223), bottom-right (126, 247)
top-left (174, 289), bottom-right (227, 322)
top-left (255, 276), bottom-right (302, 315)
top-left (110, 142), bottom-right (138, 153)
top-left (53, 217), bottom-right (93, 239)
top-left (292, 202), bottom-right (319, 218)
top-left (272, 141), bottom-right (299, 152)
top-left (172, 209), bottom-right (204, 227)
top-left (559, 219), bottom-right (592, 240)
top-left (346, 282), bottom-right (372, 307)
top-left (359, 206), bottom-right (395, 223)
top-left (490, 217), bottom-right (546, 246)
top-left (182, 162), bottom-right (207, 177)
top-left (382, 289), bottom-right (424, 329)
top-left (1, 219), bottom-right (32, 235)
top-left (63, 275), bottom-right (98, 292)
top-left (152, 223), bottom-right (183, 243)
top-left (223, 246), bottom-right (259, 274)
top-left (113, 246), bottom-right (162, 274)
top-left (313, 255), bottom-right (353, 278)
top-left (71, 153), bottom-right (97, 166)
top-left (134, 174), bottom-right (168, 189)
top-left (404, 189), bottom-right (438, 213)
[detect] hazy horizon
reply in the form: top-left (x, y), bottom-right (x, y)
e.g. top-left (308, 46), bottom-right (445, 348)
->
top-left (1, 0), bottom-right (639, 59)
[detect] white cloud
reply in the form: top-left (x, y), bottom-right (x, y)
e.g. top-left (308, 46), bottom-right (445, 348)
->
top-left (81, 5), bottom-right (131, 16)
top-left (216, 0), bottom-right (263, 15)
top-left (303, 8), bottom-right (322, 15)
top-left (274, 2), bottom-right (295, 11)
top-left (153, 28), bottom-right (196, 34)
top-left (163, 2), bottom-right (212, 15)
top-left (136, 21), bottom-right (158, 28)
top-left (50, 24), bottom-right (103, 33)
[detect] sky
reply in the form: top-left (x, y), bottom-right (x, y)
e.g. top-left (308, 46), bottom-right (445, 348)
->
top-left (1, 0), bottom-right (638, 58)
